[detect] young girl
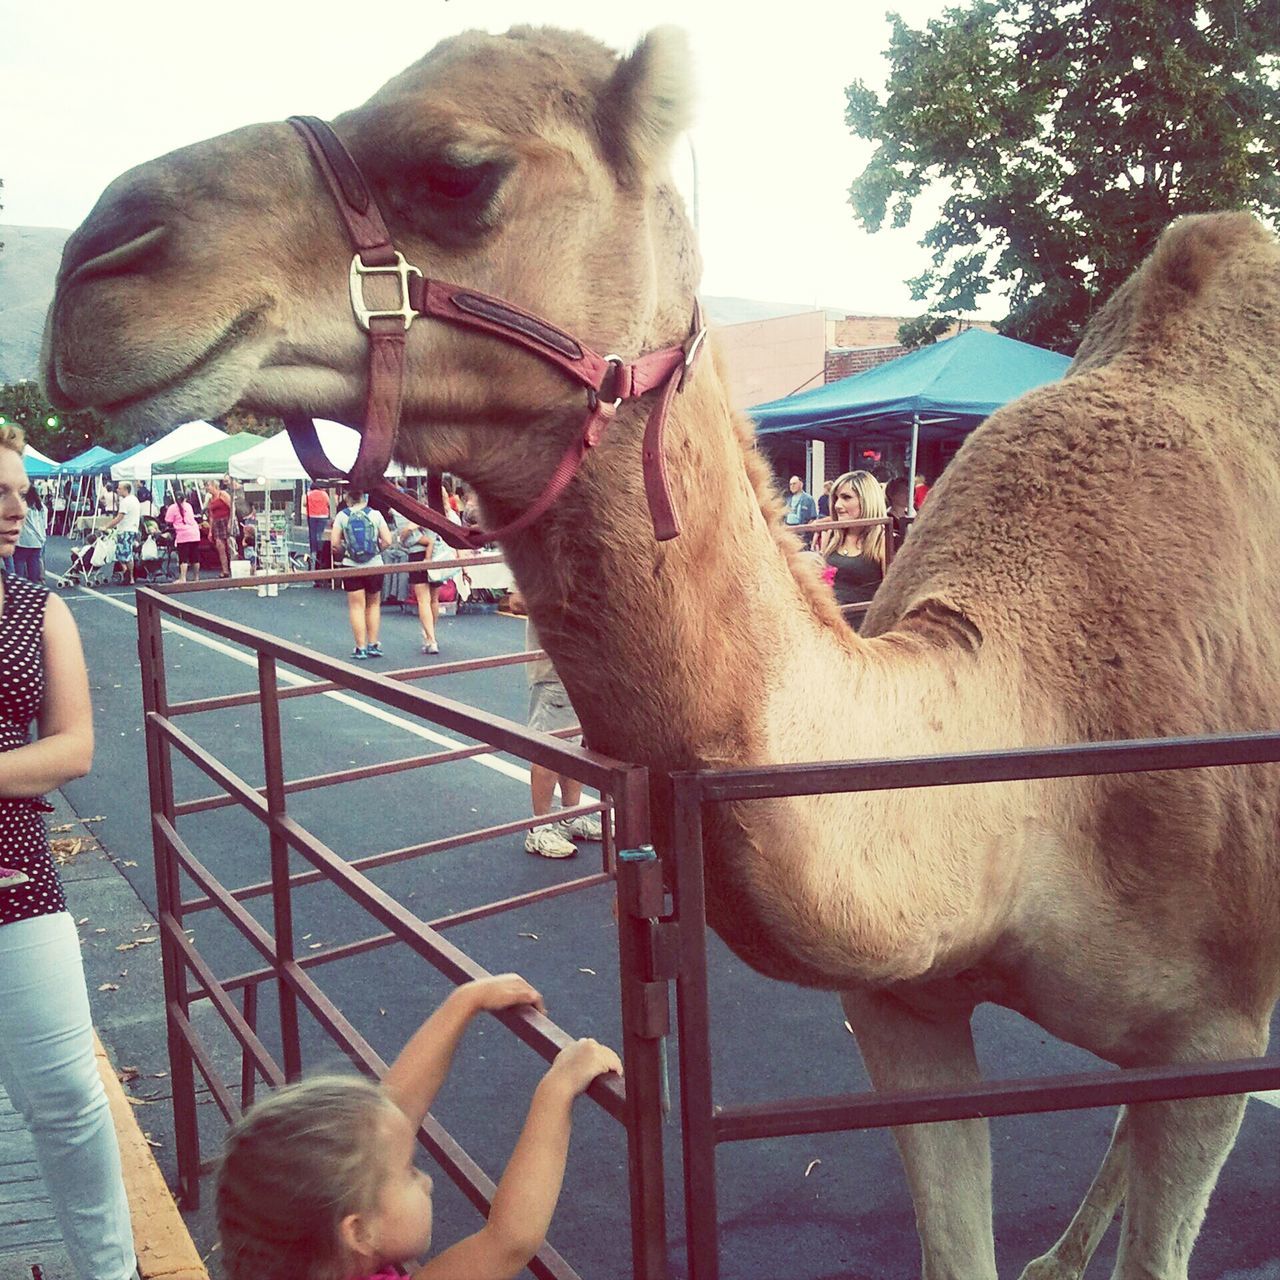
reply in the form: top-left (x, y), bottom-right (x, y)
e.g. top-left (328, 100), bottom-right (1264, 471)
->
top-left (217, 973), bottom-right (621, 1280)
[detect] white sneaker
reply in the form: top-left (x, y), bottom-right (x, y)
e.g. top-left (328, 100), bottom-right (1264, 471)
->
top-left (525, 824), bottom-right (577, 859)
top-left (556, 813), bottom-right (604, 842)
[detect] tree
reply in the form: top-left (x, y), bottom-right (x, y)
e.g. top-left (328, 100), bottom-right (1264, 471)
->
top-left (846, 0), bottom-right (1280, 351)
top-left (0, 382), bottom-right (134, 460)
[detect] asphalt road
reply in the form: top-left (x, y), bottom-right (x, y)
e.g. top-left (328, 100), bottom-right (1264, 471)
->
top-left (40, 537), bottom-right (1280, 1280)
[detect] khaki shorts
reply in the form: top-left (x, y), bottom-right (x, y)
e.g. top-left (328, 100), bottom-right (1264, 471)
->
top-left (528, 680), bottom-right (580, 741)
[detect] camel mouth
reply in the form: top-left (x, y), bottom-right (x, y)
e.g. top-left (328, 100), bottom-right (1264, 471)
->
top-left (64, 303), bottom-right (273, 430)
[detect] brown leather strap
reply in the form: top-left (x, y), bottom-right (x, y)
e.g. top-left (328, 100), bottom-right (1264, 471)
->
top-left (284, 113), bottom-right (705, 545)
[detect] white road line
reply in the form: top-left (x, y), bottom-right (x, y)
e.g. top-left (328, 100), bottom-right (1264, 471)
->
top-left (75, 582), bottom-right (532, 784)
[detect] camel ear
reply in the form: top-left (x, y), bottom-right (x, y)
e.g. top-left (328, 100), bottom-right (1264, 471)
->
top-left (599, 27), bottom-right (694, 182)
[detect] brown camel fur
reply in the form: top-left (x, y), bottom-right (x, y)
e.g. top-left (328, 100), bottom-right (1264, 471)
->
top-left (42, 26), bottom-right (1280, 1280)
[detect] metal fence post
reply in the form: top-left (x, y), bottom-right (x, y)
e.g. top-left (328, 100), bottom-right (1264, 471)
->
top-left (137, 591), bottom-right (202, 1207)
top-left (670, 773), bottom-right (719, 1280)
top-left (612, 766), bottom-right (671, 1279)
top-left (258, 653), bottom-right (302, 1081)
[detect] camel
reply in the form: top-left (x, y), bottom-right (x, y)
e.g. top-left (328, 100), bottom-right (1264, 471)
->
top-left (41, 25), bottom-right (1280, 1279)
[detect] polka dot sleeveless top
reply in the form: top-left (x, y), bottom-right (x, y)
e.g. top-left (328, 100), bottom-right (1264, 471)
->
top-left (0, 575), bottom-right (66, 926)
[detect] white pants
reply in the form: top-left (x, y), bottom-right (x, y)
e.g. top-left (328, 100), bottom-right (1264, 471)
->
top-left (0, 912), bottom-right (136, 1280)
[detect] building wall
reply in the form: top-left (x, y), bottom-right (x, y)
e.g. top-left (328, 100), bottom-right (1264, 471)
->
top-left (712, 310), bottom-right (830, 411)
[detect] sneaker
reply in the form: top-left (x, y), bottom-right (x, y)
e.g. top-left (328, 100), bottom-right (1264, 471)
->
top-left (351, 646), bottom-right (369, 661)
top-left (556, 813), bottom-right (604, 842)
top-left (366, 643), bottom-right (383, 658)
top-left (524, 824), bottom-right (577, 859)
top-left (421, 639), bottom-right (439, 655)
top-left (0, 866), bottom-right (30, 889)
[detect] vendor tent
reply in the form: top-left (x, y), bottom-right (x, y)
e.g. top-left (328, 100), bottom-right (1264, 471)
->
top-left (151, 432), bottom-right (268, 478)
top-left (229, 420), bottom-right (425, 482)
top-left (751, 328), bottom-right (1071, 443)
top-left (87, 441), bottom-right (148, 476)
top-left (58, 445), bottom-right (116, 475)
top-left (111, 421), bottom-right (226, 481)
top-left (22, 445), bottom-right (58, 477)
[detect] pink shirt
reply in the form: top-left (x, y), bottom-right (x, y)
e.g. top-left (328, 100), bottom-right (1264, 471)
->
top-left (165, 501), bottom-right (200, 544)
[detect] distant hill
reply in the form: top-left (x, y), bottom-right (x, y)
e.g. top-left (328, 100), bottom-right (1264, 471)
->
top-left (0, 225), bottom-right (68, 384)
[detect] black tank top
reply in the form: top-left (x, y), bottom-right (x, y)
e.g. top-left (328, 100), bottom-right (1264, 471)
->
top-left (0, 575), bottom-right (66, 926)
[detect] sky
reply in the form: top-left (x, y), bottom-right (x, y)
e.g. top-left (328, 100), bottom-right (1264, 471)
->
top-left (0, 0), bottom-right (990, 319)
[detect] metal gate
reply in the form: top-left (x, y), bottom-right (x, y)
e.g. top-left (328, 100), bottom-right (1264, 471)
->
top-left (136, 568), bottom-right (672, 1280)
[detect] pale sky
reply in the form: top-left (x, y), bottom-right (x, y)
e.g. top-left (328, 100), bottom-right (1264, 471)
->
top-left (1, 0), bottom-right (992, 318)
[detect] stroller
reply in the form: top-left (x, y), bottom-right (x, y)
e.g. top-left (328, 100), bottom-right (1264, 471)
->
top-left (58, 530), bottom-right (118, 588)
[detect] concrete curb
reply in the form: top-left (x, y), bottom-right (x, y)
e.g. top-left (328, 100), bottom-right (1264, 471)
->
top-left (95, 1037), bottom-right (208, 1280)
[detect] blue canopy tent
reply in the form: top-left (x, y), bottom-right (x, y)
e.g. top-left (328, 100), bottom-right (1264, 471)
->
top-left (57, 445), bottom-right (116, 475)
top-left (22, 446), bottom-right (58, 478)
top-left (85, 441), bottom-right (147, 475)
top-left (750, 329), bottom-right (1071, 508)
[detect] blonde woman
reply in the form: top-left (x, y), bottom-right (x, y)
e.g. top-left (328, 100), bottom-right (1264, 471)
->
top-left (814, 470), bottom-right (888, 626)
top-left (0, 426), bottom-right (138, 1280)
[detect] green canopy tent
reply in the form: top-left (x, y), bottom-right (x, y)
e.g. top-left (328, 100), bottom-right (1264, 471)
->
top-left (149, 432), bottom-right (268, 479)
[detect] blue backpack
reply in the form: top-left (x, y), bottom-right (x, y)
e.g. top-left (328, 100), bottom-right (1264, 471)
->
top-left (344, 507), bottom-right (378, 563)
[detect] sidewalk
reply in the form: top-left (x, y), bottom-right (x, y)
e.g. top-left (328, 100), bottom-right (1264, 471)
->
top-left (0, 789), bottom-right (210, 1280)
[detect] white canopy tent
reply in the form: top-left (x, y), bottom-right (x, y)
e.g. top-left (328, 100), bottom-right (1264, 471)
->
top-left (228, 420), bottom-right (426, 482)
top-left (110, 421), bottom-right (226, 481)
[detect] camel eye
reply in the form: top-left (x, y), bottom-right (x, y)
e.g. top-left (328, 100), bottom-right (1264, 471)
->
top-left (415, 156), bottom-right (509, 208)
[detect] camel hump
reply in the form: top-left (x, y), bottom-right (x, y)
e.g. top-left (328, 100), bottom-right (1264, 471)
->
top-left (1071, 211), bottom-right (1277, 374)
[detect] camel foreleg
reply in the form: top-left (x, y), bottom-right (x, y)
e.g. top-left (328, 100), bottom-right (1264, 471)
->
top-left (1019, 1108), bottom-right (1129, 1280)
top-left (840, 987), bottom-right (997, 1280)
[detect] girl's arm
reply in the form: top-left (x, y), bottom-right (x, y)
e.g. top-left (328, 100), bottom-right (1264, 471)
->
top-left (383, 975), bottom-right (545, 1129)
top-left (0, 595), bottom-right (94, 798)
top-left (414, 1039), bottom-right (622, 1280)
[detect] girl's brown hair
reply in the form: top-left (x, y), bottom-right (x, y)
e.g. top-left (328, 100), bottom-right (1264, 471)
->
top-left (216, 1074), bottom-right (394, 1280)
top-left (0, 424), bottom-right (26, 455)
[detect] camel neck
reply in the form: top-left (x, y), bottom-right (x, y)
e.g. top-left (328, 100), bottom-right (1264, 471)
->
top-left (495, 373), bottom-right (854, 771)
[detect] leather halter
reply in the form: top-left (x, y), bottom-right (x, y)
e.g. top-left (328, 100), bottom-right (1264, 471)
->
top-left (284, 114), bottom-right (706, 550)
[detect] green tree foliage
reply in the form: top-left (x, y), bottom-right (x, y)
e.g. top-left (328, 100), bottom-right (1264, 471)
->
top-left (0, 382), bottom-right (135, 460)
top-left (846, 0), bottom-right (1280, 351)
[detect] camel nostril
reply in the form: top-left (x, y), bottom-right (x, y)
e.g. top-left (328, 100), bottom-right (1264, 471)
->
top-left (58, 191), bottom-right (171, 288)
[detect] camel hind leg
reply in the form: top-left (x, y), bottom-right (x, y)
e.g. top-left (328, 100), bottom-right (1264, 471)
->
top-left (1109, 1014), bottom-right (1266, 1280)
top-left (840, 987), bottom-right (997, 1280)
top-left (1019, 1109), bottom-right (1129, 1280)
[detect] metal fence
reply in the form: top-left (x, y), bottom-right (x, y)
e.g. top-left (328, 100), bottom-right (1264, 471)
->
top-left (135, 567), bottom-right (671, 1280)
top-left (666, 733), bottom-right (1280, 1279)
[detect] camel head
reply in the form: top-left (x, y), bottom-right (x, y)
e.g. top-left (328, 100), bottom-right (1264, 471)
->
top-left (42, 27), bottom-right (700, 499)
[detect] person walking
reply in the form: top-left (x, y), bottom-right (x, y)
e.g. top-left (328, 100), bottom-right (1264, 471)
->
top-left (331, 488), bottom-right (392, 660)
top-left (305, 483), bottom-right (332, 568)
top-left (164, 490), bottom-right (202, 583)
top-left (511, 595), bottom-right (605, 858)
top-left (204, 478), bottom-right (233, 576)
top-left (0, 425), bottom-right (139, 1280)
top-left (13, 483), bottom-right (48, 582)
top-left (99, 480), bottom-right (141, 585)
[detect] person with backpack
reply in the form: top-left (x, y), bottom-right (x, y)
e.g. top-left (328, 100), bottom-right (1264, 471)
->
top-left (331, 489), bottom-right (392, 660)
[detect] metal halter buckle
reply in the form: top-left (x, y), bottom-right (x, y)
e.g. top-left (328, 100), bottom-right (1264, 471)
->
top-left (348, 251), bottom-right (423, 331)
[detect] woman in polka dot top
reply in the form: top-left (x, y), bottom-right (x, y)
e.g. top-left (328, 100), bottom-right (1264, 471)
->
top-left (0, 427), bottom-right (138, 1279)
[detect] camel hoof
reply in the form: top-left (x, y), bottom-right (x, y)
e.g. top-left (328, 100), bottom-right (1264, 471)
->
top-left (1018, 1258), bottom-right (1079, 1280)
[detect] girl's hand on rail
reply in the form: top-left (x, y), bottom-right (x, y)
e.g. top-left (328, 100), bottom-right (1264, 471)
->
top-left (543, 1038), bottom-right (623, 1099)
top-left (459, 973), bottom-right (546, 1016)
